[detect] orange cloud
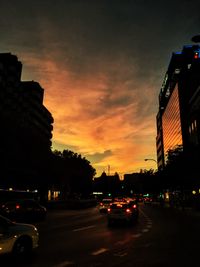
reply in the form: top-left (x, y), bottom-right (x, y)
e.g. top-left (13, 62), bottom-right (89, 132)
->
top-left (20, 53), bottom-right (157, 177)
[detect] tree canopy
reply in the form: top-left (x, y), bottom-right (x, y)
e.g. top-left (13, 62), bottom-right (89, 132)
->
top-left (51, 149), bottom-right (96, 197)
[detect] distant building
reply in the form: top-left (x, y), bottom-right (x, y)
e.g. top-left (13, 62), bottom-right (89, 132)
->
top-left (93, 172), bottom-right (121, 196)
top-left (123, 173), bottom-right (142, 194)
top-left (156, 45), bottom-right (200, 170)
top-left (0, 53), bottom-right (53, 188)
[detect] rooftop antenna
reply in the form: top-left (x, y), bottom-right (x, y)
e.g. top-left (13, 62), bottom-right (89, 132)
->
top-left (108, 165), bottom-right (110, 176)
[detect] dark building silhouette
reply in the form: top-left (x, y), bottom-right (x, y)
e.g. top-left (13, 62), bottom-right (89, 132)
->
top-left (0, 53), bottom-right (53, 189)
top-left (93, 172), bottom-right (121, 196)
top-left (156, 45), bottom-right (200, 171)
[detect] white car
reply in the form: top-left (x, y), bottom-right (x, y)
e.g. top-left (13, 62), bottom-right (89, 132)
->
top-left (0, 214), bottom-right (39, 256)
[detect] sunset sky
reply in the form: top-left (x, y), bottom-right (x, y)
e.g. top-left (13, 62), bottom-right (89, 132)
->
top-left (0, 0), bottom-right (199, 177)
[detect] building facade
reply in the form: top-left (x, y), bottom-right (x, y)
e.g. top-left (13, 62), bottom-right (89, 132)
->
top-left (0, 53), bottom-right (54, 189)
top-left (156, 45), bottom-right (200, 172)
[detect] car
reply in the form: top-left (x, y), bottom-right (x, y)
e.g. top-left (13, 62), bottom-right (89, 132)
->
top-left (99, 198), bottom-right (113, 213)
top-left (107, 201), bottom-right (139, 226)
top-left (143, 196), bottom-right (153, 204)
top-left (0, 214), bottom-right (39, 256)
top-left (0, 199), bottom-right (47, 222)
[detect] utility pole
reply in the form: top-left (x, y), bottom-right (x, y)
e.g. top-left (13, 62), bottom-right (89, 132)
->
top-left (108, 165), bottom-right (110, 176)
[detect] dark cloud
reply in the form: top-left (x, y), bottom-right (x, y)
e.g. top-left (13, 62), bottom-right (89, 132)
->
top-left (52, 141), bottom-right (79, 153)
top-left (85, 150), bottom-right (113, 164)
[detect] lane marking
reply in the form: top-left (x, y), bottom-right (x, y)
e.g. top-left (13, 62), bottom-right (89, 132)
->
top-left (55, 261), bottom-right (75, 267)
top-left (73, 225), bottom-right (95, 232)
top-left (132, 233), bottom-right (142, 238)
top-left (142, 228), bottom-right (149, 233)
top-left (91, 248), bottom-right (109, 255)
top-left (114, 252), bottom-right (128, 257)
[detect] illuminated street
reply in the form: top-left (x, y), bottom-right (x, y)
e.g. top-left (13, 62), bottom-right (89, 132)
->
top-left (1, 204), bottom-right (200, 266)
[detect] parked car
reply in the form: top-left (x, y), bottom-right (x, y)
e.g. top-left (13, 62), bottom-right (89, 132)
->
top-left (107, 200), bottom-right (139, 226)
top-left (0, 199), bottom-right (47, 222)
top-left (0, 214), bottom-right (39, 256)
top-left (99, 198), bottom-right (113, 213)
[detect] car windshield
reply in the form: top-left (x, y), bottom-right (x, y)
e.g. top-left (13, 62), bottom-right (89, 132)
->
top-left (102, 199), bottom-right (112, 204)
top-left (110, 203), bottom-right (128, 209)
top-left (0, 215), bottom-right (14, 227)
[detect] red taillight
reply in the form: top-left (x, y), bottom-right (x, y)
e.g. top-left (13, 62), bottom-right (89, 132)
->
top-left (133, 204), bottom-right (137, 209)
top-left (194, 52), bottom-right (199, 59)
top-left (107, 208), bottom-right (111, 212)
top-left (16, 204), bottom-right (20, 209)
top-left (100, 203), bottom-right (103, 206)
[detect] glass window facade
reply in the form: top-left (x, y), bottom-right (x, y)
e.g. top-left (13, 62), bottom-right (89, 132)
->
top-left (162, 84), bottom-right (183, 163)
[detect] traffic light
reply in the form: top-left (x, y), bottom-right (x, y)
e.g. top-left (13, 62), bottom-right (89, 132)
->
top-left (194, 50), bottom-right (200, 59)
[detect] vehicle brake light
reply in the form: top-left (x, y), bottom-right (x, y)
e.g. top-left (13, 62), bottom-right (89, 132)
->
top-left (16, 204), bottom-right (20, 209)
top-left (133, 204), bottom-right (137, 209)
top-left (100, 203), bottom-right (103, 206)
top-left (107, 208), bottom-right (111, 212)
top-left (194, 52), bottom-right (199, 59)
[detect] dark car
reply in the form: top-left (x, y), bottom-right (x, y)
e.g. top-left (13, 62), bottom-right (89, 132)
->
top-left (99, 198), bottom-right (113, 213)
top-left (107, 201), bottom-right (139, 226)
top-left (0, 199), bottom-right (47, 222)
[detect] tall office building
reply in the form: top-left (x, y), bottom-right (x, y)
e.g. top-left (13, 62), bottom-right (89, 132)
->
top-left (0, 53), bottom-right (54, 188)
top-left (156, 45), bottom-right (200, 171)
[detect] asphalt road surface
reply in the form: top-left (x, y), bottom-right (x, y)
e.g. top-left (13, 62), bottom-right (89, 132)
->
top-left (1, 203), bottom-right (200, 267)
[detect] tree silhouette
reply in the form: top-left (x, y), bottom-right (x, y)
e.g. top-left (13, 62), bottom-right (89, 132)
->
top-left (51, 149), bottom-right (96, 198)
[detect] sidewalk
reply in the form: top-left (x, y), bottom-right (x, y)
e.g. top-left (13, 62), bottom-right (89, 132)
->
top-left (152, 201), bottom-right (200, 217)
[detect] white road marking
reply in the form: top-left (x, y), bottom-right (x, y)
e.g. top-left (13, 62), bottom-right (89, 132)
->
top-left (91, 248), bottom-right (109, 255)
top-left (132, 233), bottom-right (142, 238)
top-left (142, 228), bottom-right (149, 233)
top-left (114, 252), bottom-right (128, 257)
top-left (55, 261), bottom-right (75, 267)
top-left (73, 225), bottom-right (95, 232)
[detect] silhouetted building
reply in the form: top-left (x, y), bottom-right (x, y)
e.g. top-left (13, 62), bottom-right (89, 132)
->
top-left (156, 45), bottom-right (200, 170)
top-left (93, 172), bottom-right (121, 196)
top-left (0, 53), bottom-right (53, 189)
top-left (123, 173), bottom-right (142, 194)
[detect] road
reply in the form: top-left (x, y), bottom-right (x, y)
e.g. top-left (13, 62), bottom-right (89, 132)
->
top-left (1, 203), bottom-right (200, 266)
